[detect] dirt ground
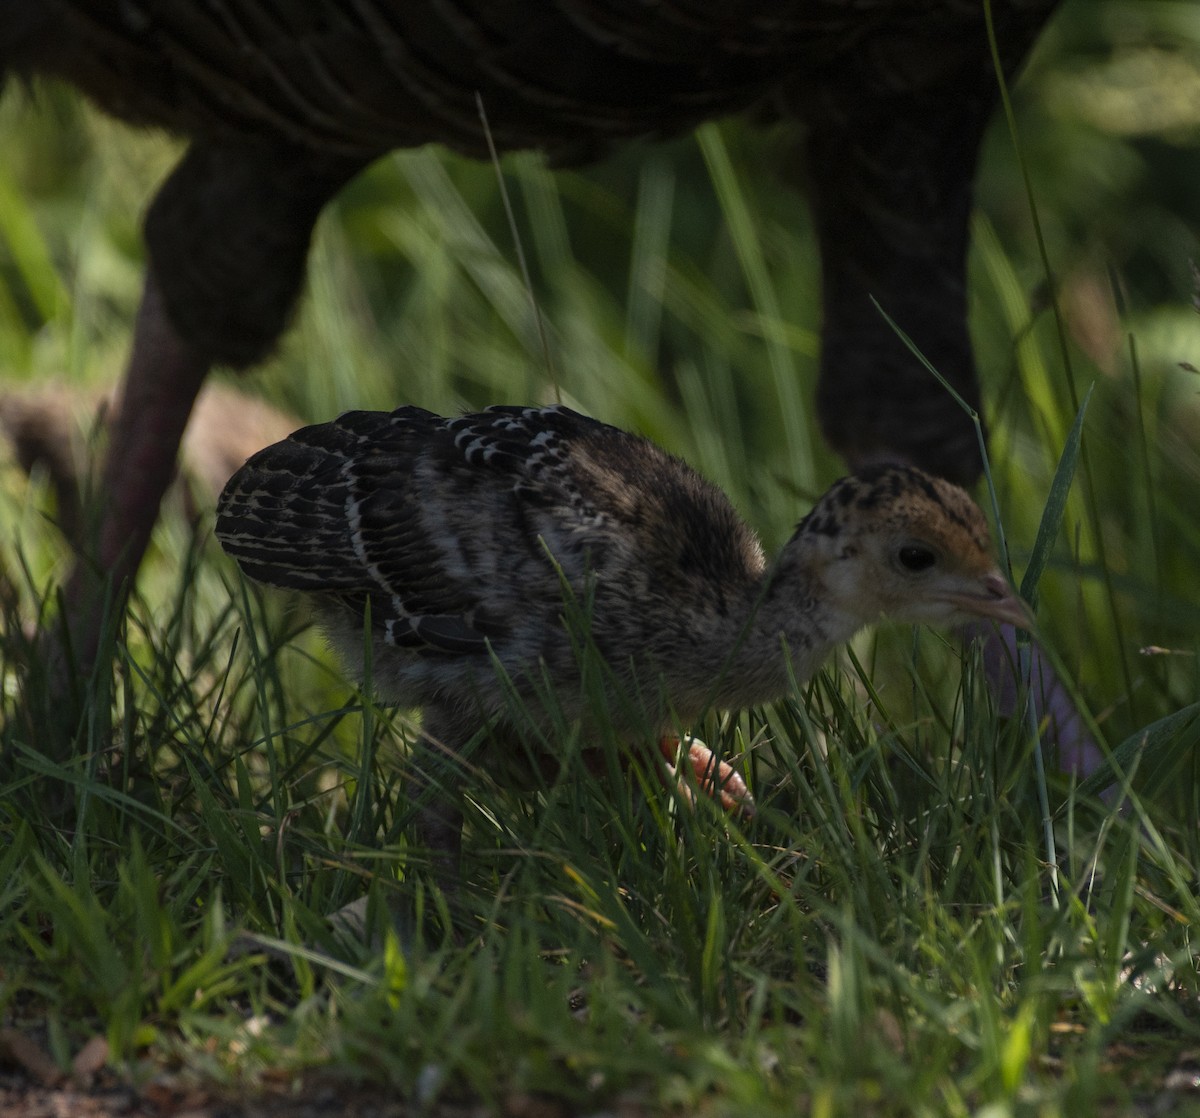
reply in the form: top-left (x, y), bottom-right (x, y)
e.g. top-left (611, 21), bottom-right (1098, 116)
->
top-left (5, 1024), bottom-right (1200, 1115)
top-left (0, 1077), bottom-right (414, 1118)
top-left (0, 1027), bottom-right (570, 1118)
top-left (0, 1072), bottom-right (604, 1118)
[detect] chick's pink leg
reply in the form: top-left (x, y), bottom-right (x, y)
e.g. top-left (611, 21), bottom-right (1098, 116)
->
top-left (659, 736), bottom-right (755, 816)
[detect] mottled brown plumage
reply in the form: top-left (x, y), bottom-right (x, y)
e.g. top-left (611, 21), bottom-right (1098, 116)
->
top-left (216, 405), bottom-right (1029, 862)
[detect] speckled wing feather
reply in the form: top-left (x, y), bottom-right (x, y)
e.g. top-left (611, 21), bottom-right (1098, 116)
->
top-left (219, 406), bottom-right (485, 656)
top-left (216, 404), bottom-right (767, 664)
top-left (217, 406), bottom-right (427, 591)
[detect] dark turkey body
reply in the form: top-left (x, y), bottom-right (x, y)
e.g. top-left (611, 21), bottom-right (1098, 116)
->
top-left (3, 2), bottom-right (1057, 480)
top-left (7, 3), bottom-right (1016, 160)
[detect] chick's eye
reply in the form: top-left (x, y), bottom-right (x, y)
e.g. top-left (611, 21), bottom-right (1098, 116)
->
top-left (898, 545), bottom-right (937, 572)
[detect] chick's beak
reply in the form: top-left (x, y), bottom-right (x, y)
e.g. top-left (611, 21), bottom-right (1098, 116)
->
top-left (951, 571), bottom-right (1034, 630)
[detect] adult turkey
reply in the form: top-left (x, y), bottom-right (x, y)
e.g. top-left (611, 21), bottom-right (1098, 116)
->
top-left (2, 1), bottom-right (1061, 741)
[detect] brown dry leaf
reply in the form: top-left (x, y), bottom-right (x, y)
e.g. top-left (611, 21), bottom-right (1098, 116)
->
top-left (0, 1027), bottom-right (65, 1087)
top-left (503, 1091), bottom-right (571, 1118)
top-left (874, 1009), bottom-right (906, 1055)
top-left (71, 1035), bottom-right (109, 1084)
top-left (0, 379), bottom-right (300, 542)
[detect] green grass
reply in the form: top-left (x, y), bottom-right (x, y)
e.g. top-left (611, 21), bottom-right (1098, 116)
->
top-left (3, 2), bottom-right (1200, 1113)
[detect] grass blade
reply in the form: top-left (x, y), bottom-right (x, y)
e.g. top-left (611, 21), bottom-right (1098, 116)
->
top-left (1074, 701), bottom-right (1200, 805)
top-left (1020, 384), bottom-right (1094, 607)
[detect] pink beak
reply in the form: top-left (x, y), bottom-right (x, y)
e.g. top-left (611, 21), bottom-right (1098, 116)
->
top-left (953, 571), bottom-right (1034, 630)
